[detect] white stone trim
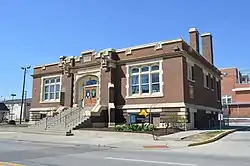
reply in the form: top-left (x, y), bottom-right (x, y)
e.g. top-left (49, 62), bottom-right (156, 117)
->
top-left (74, 68), bottom-right (101, 104)
top-left (126, 93), bottom-right (164, 99)
top-left (108, 103), bottom-right (115, 108)
top-left (189, 28), bottom-right (198, 33)
top-left (30, 107), bottom-right (56, 111)
top-left (184, 53), bottom-right (220, 80)
top-left (186, 58), bottom-right (195, 66)
top-left (186, 103), bottom-right (221, 112)
top-left (117, 103), bottom-right (221, 113)
top-left (189, 108), bottom-right (197, 113)
top-left (81, 50), bottom-right (95, 55)
top-left (203, 69), bottom-right (209, 75)
top-left (116, 39), bottom-right (182, 53)
top-left (232, 87), bottom-right (250, 92)
top-left (117, 102), bottom-right (186, 109)
top-left (180, 108), bottom-right (186, 112)
top-left (154, 42), bottom-right (163, 50)
top-left (34, 62), bottom-right (59, 69)
top-left (125, 48), bottom-right (132, 55)
top-left (40, 74), bottom-right (62, 103)
top-left (108, 83), bottom-right (114, 88)
top-left (201, 33), bottom-right (212, 37)
top-left (125, 108), bottom-right (162, 113)
top-left (77, 68), bottom-right (100, 75)
top-left (177, 112), bottom-right (186, 115)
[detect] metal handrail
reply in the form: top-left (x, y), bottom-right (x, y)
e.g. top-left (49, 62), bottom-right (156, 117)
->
top-left (32, 105), bottom-right (61, 127)
top-left (64, 107), bottom-right (86, 128)
top-left (45, 107), bottom-right (75, 129)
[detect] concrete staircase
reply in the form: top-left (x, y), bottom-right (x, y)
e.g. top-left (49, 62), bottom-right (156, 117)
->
top-left (28, 106), bottom-right (93, 136)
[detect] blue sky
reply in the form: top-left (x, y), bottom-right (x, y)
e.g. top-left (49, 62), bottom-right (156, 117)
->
top-left (0, 0), bottom-right (249, 100)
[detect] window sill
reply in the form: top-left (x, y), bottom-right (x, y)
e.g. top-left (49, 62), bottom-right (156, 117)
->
top-left (204, 86), bottom-right (209, 90)
top-left (126, 93), bottom-right (164, 99)
top-left (188, 79), bottom-right (195, 83)
top-left (40, 100), bottom-right (60, 104)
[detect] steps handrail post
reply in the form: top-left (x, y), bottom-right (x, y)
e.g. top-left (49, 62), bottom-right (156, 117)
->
top-left (45, 117), bottom-right (48, 130)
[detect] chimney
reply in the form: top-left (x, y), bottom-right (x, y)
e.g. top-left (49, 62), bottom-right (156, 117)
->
top-left (189, 28), bottom-right (200, 53)
top-left (201, 33), bottom-right (214, 64)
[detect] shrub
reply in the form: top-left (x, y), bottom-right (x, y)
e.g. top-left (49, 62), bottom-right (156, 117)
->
top-left (114, 124), bottom-right (155, 132)
top-left (8, 120), bottom-right (16, 125)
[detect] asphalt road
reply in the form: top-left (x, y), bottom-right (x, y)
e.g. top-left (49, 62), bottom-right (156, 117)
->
top-left (0, 139), bottom-right (250, 166)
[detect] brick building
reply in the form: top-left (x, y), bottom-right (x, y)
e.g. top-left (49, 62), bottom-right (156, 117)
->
top-left (30, 28), bottom-right (222, 130)
top-left (220, 68), bottom-right (250, 118)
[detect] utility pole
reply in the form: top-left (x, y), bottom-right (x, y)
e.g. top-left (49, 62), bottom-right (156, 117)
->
top-left (20, 66), bottom-right (30, 124)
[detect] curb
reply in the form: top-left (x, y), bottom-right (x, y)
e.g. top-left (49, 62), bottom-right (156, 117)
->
top-left (188, 127), bottom-right (247, 147)
top-left (142, 145), bottom-right (169, 149)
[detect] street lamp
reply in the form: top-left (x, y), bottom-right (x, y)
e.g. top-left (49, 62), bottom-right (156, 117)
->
top-left (20, 66), bottom-right (31, 124)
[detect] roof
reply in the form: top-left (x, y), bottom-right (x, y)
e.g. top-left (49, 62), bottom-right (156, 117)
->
top-left (34, 38), bottom-right (183, 68)
top-left (0, 103), bottom-right (9, 112)
top-left (3, 98), bottom-right (32, 104)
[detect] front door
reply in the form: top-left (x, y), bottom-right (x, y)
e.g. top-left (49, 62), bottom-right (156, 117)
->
top-left (84, 86), bottom-right (97, 107)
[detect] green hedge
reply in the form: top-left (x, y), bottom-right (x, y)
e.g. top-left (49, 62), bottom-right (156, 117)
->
top-left (114, 124), bottom-right (155, 132)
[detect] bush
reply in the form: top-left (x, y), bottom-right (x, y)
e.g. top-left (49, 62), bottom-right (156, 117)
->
top-left (8, 120), bottom-right (16, 125)
top-left (114, 124), bottom-right (155, 132)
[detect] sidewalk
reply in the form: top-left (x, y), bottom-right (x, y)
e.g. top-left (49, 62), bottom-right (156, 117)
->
top-left (0, 129), bottom-right (197, 149)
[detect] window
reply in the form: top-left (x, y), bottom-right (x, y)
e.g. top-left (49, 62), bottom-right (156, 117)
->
top-left (187, 64), bottom-right (194, 81)
top-left (128, 62), bottom-right (161, 96)
top-left (241, 74), bottom-right (250, 84)
top-left (43, 76), bottom-right (61, 101)
top-left (189, 85), bottom-right (194, 99)
top-left (222, 95), bottom-right (232, 105)
top-left (91, 89), bottom-right (96, 98)
top-left (211, 77), bottom-right (214, 90)
top-left (204, 74), bottom-right (209, 88)
top-left (216, 81), bottom-right (220, 101)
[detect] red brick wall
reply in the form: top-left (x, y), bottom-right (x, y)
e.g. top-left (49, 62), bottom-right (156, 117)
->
top-left (229, 105), bottom-right (250, 118)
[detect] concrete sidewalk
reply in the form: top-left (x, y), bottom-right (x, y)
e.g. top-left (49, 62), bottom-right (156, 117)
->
top-left (0, 130), bottom-right (195, 149)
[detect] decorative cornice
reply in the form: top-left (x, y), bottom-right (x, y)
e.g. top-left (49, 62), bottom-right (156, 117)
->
top-left (116, 51), bottom-right (183, 65)
top-left (116, 38), bottom-right (183, 53)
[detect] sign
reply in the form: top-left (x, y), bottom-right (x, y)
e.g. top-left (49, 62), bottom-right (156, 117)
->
top-left (218, 113), bottom-right (223, 121)
top-left (130, 114), bottom-right (136, 124)
top-left (136, 115), bottom-right (146, 123)
top-left (139, 109), bottom-right (149, 117)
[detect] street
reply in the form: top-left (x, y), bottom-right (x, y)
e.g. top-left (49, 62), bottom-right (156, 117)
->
top-left (1, 129), bottom-right (250, 166)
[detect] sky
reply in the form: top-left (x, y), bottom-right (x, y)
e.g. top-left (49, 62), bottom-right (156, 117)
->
top-left (0, 0), bottom-right (249, 100)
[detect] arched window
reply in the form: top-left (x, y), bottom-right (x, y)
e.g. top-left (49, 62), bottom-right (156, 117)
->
top-left (85, 79), bottom-right (97, 86)
top-left (131, 67), bottom-right (139, 74)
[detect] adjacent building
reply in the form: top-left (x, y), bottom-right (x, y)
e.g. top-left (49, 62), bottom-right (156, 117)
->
top-left (30, 28), bottom-right (222, 130)
top-left (220, 68), bottom-right (250, 118)
top-left (4, 98), bottom-right (32, 121)
top-left (0, 103), bottom-right (9, 122)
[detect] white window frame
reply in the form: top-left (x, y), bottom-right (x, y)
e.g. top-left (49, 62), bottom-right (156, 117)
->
top-left (40, 75), bottom-right (62, 103)
top-left (210, 75), bottom-right (215, 91)
top-left (203, 70), bottom-right (209, 89)
top-left (221, 95), bottom-right (232, 105)
top-left (126, 59), bottom-right (163, 98)
top-left (187, 63), bottom-right (194, 82)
